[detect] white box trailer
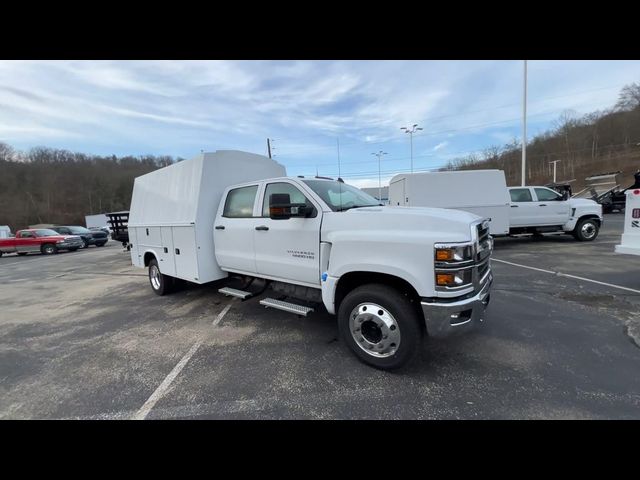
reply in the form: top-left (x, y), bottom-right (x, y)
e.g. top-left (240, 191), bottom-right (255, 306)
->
top-left (128, 150), bottom-right (286, 283)
top-left (389, 170), bottom-right (510, 235)
top-left (85, 213), bottom-right (110, 229)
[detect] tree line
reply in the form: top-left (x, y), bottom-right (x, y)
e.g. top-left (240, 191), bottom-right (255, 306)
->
top-left (442, 82), bottom-right (640, 190)
top-left (0, 146), bottom-right (182, 231)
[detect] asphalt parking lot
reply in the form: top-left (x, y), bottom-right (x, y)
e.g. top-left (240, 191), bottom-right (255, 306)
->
top-left (1, 216), bottom-right (640, 419)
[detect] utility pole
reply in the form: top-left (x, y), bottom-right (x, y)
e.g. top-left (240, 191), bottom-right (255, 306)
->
top-left (401, 124), bottom-right (423, 173)
top-left (267, 138), bottom-right (272, 159)
top-left (549, 160), bottom-right (561, 183)
top-left (522, 60), bottom-right (528, 186)
top-left (371, 151), bottom-right (388, 201)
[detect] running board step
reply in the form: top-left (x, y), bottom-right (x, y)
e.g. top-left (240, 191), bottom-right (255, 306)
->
top-left (218, 287), bottom-right (253, 300)
top-left (259, 298), bottom-right (314, 316)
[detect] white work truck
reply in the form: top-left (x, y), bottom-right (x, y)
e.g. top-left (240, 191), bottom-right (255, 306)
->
top-left (507, 186), bottom-right (603, 241)
top-left (129, 151), bottom-right (493, 369)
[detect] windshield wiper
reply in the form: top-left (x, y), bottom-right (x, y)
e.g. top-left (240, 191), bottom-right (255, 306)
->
top-left (337, 205), bottom-right (378, 212)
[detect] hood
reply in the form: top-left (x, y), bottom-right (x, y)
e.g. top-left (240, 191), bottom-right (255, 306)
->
top-left (322, 206), bottom-right (481, 243)
top-left (568, 198), bottom-right (600, 208)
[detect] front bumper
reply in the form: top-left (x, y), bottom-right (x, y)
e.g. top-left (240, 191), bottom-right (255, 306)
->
top-left (420, 272), bottom-right (492, 338)
top-left (57, 239), bottom-right (84, 249)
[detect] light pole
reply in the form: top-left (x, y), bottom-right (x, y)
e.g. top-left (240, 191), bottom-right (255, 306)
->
top-left (401, 124), bottom-right (423, 173)
top-left (522, 60), bottom-right (528, 186)
top-left (371, 151), bottom-right (388, 201)
top-left (549, 160), bottom-right (561, 183)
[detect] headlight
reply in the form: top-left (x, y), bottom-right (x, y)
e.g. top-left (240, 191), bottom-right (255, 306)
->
top-left (434, 243), bottom-right (473, 264)
top-left (56, 240), bottom-right (65, 244)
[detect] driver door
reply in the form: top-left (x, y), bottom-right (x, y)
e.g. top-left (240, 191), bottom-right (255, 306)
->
top-left (254, 181), bottom-right (322, 286)
top-left (15, 231), bottom-right (39, 252)
top-left (532, 187), bottom-right (571, 225)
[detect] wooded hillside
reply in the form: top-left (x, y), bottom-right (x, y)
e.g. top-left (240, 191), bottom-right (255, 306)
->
top-left (0, 145), bottom-right (180, 231)
top-left (443, 82), bottom-right (640, 190)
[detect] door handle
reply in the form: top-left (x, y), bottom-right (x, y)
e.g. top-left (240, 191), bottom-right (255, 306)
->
top-left (255, 226), bottom-right (269, 231)
top-left (539, 204), bottom-right (547, 207)
top-left (215, 225), bottom-right (225, 230)
top-left (511, 205), bottom-right (518, 208)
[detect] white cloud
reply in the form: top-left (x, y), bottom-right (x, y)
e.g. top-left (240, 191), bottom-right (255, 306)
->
top-left (433, 141), bottom-right (448, 151)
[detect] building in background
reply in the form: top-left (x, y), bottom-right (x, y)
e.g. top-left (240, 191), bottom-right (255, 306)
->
top-left (362, 186), bottom-right (389, 204)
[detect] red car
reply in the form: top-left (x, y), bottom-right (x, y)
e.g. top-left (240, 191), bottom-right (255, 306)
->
top-left (0, 228), bottom-right (84, 257)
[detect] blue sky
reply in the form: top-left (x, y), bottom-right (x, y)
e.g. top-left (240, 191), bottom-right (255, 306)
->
top-left (1, 60), bottom-right (640, 188)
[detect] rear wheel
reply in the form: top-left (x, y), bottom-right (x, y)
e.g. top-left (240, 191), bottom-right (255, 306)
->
top-left (149, 259), bottom-right (173, 296)
top-left (82, 239), bottom-right (90, 248)
top-left (41, 243), bottom-right (58, 255)
top-left (573, 218), bottom-right (599, 241)
top-left (338, 283), bottom-right (423, 370)
top-left (69, 247), bottom-right (79, 252)
top-left (96, 242), bottom-right (106, 247)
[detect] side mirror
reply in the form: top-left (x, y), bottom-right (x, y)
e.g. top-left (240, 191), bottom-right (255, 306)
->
top-left (269, 193), bottom-right (307, 220)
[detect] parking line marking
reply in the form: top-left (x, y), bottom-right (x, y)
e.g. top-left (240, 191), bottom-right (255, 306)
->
top-left (132, 300), bottom-right (234, 420)
top-left (212, 301), bottom-right (234, 326)
top-left (492, 258), bottom-right (640, 295)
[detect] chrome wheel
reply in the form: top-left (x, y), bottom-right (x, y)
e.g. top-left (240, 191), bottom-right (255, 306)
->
top-left (150, 264), bottom-right (162, 290)
top-left (349, 302), bottom-right (401, 358)
top-left (581, 222), bottom-right (596, 239)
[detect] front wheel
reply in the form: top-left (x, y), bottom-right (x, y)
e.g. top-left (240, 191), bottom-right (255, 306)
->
top-left (41, 243), bottom-right (58, 255)
top-left (573, 218), bottom-right (600, 241)
top-left (338, 283), bottom-right (423, 370)
top-left (148, 259), bottom-right (173, 296)
top-left (96, 242), bottom-right (106, 247)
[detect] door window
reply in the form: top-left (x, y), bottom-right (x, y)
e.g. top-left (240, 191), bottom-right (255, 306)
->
top-left (262, 182), bottom-right (316, 217)
top-left (509, 188), bottom-right (533, 202)
top-left (19, 231), bottom-right (35, 238)
top-left (534, 188), bottom-right (562, 202)
top-left (223, 185), bottom-right (258, 218)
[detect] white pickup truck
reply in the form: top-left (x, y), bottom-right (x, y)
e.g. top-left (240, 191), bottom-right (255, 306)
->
top-left (129, 151), bottom-right (493, 369)
top-left (508, 186), bottom-right (603, 241)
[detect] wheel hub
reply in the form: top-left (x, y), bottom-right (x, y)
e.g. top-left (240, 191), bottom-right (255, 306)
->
top-left (582, 222), bottom-right (596, 238)
top-left (150, 265), bottom-right (161, 290)
top-left (349, 303), bottom-right (401, 358)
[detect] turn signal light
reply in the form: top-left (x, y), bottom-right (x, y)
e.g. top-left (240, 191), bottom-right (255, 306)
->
top-left (436, 273), bottom-right (455, 286)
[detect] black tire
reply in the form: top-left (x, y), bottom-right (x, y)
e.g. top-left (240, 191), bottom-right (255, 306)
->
top-left (69, 247), bottom-right (79, 252)
top-left (82, 239), bottom-right (90, 248)
top-left (96, 242), bottom-right (106, 247)
top-left (0, 251), bottom-right (3, 257)
top-left (17, 252), bottom-right (28, 256)
top-left (573, 218), bottom-right (600, 241)
top-left (148, 259), bottom-right (173, 296)
top-left (41, 243), bottom-right (58, 255)
top-left (338, 283), bottom-right (423, 370)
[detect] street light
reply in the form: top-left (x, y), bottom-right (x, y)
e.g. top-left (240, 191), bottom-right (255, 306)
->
top-left (371, 151), bottom-right (388, 201)
top-left (400, 124), bottom-right (423, 173)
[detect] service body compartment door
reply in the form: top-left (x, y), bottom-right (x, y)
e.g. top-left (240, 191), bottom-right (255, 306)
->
top-left (159, 226), bottom-right (176, 276)
top-left (172, 226), bottom-right (199, 281)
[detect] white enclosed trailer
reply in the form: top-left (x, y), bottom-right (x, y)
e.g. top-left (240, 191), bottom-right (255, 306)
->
top-left (389, 170), bottom-right (510, 235)
top-left (85, 213), bottom-right (110, 229)
top-left (128, 150), bottom-right (286, 283)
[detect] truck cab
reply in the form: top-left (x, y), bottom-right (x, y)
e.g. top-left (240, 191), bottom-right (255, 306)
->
top-left (508, 186), bottom-right (603, 241)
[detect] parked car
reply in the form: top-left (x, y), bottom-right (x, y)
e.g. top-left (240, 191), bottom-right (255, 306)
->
top-left (0, 229), bottom-right (84, 256)
top-left (52, 226), bottom-right (108, 248)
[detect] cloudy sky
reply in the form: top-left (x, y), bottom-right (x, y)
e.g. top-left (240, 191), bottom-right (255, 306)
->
top-left (1, 60), bottom-right (640, 187)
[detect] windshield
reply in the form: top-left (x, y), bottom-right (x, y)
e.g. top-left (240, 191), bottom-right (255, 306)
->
top-left (302, 180), bottom-right (381, 212)
top-left (68, 226), bottom-right (90, 234)
top-left (35, 229), bottom-right (61, 237)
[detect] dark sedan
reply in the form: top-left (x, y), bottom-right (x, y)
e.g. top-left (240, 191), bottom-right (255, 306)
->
top-left (52, 226), bottom-right (109, 248)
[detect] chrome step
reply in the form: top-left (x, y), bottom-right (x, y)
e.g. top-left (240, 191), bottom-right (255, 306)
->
top-left (259, 298), bottom-right (314, 316)
top-left (218, 287), bottom-right (253, 300)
